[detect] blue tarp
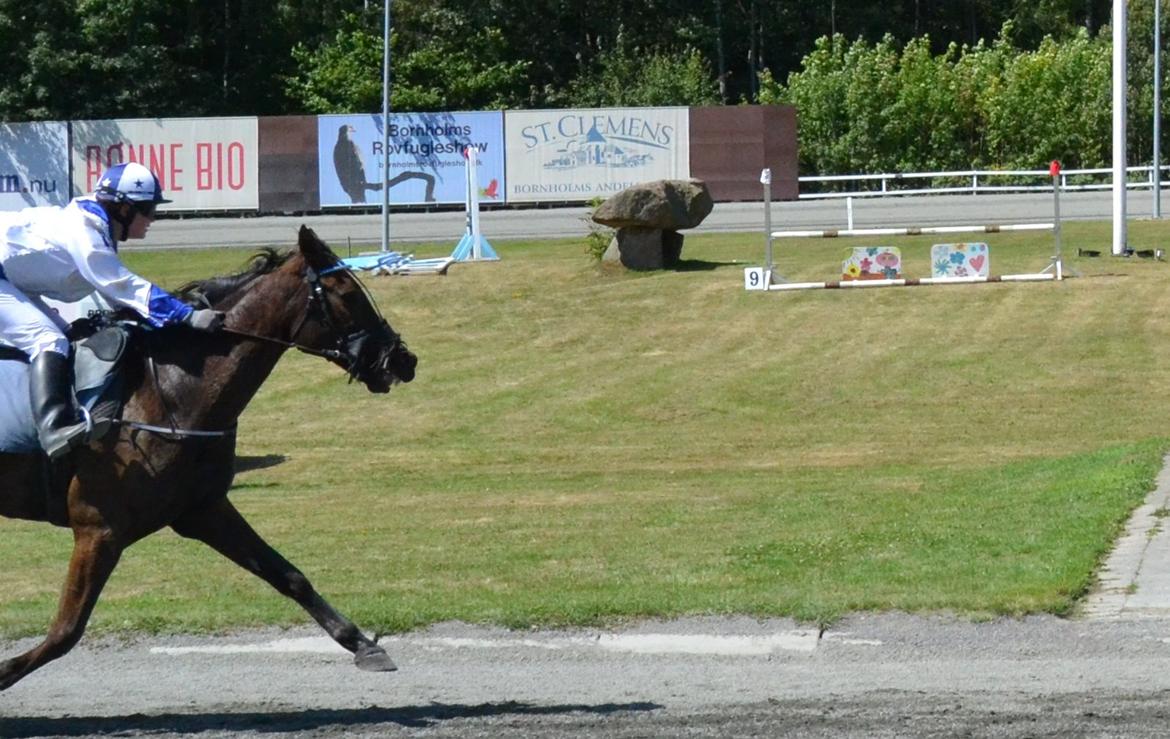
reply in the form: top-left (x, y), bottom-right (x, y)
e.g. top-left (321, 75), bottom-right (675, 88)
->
top-left (340, 252), bottom-right (405, 271)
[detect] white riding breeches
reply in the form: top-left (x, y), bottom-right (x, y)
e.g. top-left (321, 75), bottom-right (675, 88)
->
top-left (0, 277), bottom-right (70, 358)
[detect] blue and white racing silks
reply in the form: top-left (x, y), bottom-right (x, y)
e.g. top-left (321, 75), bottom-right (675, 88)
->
top-left (0, 197), bottom-right (192, 327)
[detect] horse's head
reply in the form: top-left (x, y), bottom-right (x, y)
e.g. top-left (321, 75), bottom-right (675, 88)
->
top-left (290, 226), bottom-right (417, 393)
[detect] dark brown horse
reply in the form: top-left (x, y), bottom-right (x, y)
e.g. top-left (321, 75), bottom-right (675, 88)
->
top-left (0, 226), bottom-right (417, 691)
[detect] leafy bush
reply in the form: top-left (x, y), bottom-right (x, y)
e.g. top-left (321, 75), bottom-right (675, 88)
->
top-left (558, 32), bottom-right (720, 107)
top-left (760, 21), bottom-right (1126, 177)
top-left (582, 197), bottom-right (613, 261)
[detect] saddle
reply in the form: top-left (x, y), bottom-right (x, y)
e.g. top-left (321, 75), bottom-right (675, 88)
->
top-left (0, 320), bottom-right (132, 455)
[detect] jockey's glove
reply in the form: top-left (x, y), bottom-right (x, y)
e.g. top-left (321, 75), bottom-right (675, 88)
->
top-left (185, 309), bottom-right (226, 332)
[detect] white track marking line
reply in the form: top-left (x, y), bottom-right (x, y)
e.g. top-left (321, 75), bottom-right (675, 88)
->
top-left (151, 631), bottom-right (827, 657)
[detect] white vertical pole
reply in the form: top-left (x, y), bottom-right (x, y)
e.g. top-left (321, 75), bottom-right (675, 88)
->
top-left (1052, 162), bottom-right (1064, 280)
top-left (1113, 0), bottom-right (1128, 256)
top-left (466, 146), bottom-right (482, 260)
top-left (761, 168), bottom-right (773, 274)
top-left (846, 196), bottom-right (854, 230)
top-left (1156, 0), bottom-right (1163, 218)
top-left (380, 0), bottom-right (391, 255)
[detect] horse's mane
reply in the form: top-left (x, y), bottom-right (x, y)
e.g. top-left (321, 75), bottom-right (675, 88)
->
top-left (174, 248), bottom-right (295, 308)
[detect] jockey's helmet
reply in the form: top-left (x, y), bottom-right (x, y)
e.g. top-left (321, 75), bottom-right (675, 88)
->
top-left (94, 162), bottom-right (172, 213)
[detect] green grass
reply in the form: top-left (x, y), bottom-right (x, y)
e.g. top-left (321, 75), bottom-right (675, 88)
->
top-left (2, 219), bottom-right (1169, 636)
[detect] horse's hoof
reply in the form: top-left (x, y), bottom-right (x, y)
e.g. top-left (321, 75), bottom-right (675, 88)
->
top-left (0, 657), bottom-right (24, 691)
top-left (354, 645), bottom-right (397, 672)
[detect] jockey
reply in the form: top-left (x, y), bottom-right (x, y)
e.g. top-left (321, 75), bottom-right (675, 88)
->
top-left (0, 161), bottom-right (224, 460)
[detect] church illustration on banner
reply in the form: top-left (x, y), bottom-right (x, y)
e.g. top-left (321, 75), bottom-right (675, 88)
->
top-left (543, 124), bottom-right (654, 170)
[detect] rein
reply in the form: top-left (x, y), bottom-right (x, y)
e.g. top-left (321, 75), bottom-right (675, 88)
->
top-left (124, 262), bottom-right (391, 440)
top-left (218, 326), bottom-right (345, 362)
top-left (114, 352), bottom-right (239, 440)
top-left (217, 262), bottom-right (394, 372)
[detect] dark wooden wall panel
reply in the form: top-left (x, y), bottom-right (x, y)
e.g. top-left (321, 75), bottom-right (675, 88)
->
top-left (258, 116), bottom-right (319, 213)
top-left (689, 106), bottom-right (798, 202)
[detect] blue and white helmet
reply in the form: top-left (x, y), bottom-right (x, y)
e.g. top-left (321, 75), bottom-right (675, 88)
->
top-left (94, 162), bottom-right (172, 205)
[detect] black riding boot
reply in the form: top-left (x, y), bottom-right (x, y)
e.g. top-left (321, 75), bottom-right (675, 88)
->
top-left (29, 350), bottom-right (89, 461)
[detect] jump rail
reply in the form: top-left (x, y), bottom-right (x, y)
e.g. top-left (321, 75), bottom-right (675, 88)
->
top-left (752, 166), bottom-right (1067, 293)
top-left (770, 223), bottom-right (1053, 239)
top-left (768, 274), bottom-right (1056, 292)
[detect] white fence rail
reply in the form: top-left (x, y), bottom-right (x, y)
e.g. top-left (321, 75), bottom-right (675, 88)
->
top-left (799, 165), bottom-right (1167, 199)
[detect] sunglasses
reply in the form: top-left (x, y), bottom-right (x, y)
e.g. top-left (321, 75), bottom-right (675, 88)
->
top-left (132, 201), bottom-right (157, 218)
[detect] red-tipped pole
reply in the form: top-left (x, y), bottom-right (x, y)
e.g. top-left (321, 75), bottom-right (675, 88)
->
top-left (1050, 161), bottom-right (1063, 277)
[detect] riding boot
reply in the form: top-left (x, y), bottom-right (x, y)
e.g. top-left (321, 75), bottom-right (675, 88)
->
top-left (29, 350), bottom-right (89, 461)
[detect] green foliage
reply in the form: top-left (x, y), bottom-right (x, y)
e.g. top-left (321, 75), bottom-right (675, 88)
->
top-left (765, 22), bottom-right (1119, 179)
top-left (390, 8), bottom-right (531, 111)
top-left (0, 0), bottom-right (1135, 131)
top-left (559, 38), bottom-right (721, 107)
top-left (286, 14), bottom-right (384, 114)
top-left (983, 30), bottom-right (1112, 170)
top-left (285, 9), bottom-right (530, 113)
top-left (582, 197), bottom-right (613, 261)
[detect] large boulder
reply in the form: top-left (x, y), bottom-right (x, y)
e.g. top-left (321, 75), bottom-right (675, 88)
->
top-left (601, 228), bottom-right (687, 270)
top-left (592, 179), bottom-right (714, 229)
top-left (594, 179), bottom-right (713, 270)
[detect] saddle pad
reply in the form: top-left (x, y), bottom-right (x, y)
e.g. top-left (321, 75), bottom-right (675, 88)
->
top-left (0, 360), bottom-right (37, 453)
top-left (931, 243), bottom-right (990, 278)
top-left (0, 326), bottom-right (128, 454)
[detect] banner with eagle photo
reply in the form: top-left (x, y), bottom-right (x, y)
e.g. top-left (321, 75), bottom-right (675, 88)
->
top-left (317, 112), bottom-right (504, 208)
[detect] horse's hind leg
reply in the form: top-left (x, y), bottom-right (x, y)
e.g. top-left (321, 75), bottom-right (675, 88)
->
top-left (0, 526), bottom-right (121, 690)
top-left (171, 498), bottom-right (396, 672)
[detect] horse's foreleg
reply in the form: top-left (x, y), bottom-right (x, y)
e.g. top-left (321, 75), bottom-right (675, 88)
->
top-left (0, 527), bottom-right (121, 690)
top-left (171, 498), bottom-right (396, 672)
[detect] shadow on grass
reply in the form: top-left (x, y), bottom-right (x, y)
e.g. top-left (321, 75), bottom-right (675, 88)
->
top-left (0, 701), bottom-right (663, 736)
top-left (234, 454), bottom-right (287, 473)
top-left (673, 258), bottom-right (740, 272)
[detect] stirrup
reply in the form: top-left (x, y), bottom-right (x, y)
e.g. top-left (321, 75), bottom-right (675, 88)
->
top-left (43, 408), bottom-right (94, 461)
top-left (78, 406), bottom-right (94, 437)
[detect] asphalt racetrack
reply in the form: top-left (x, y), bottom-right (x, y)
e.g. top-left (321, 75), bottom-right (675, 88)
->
top-left (5, 615), bottom-right (1170, 737)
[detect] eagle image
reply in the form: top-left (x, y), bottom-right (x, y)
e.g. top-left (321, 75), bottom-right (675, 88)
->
top-left (332, 125), bottom-right (383, 203)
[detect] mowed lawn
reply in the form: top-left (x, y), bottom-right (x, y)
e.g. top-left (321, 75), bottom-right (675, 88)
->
top-left (1, 218), bottom-right (1169, 636)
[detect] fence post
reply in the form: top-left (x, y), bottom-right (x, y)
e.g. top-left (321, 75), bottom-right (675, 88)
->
top-left (761, 168), bottom-right (773, 275)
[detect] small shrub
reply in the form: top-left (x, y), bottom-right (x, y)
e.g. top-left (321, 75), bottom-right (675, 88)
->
top-left (582, 197), bottom-right (614, 261)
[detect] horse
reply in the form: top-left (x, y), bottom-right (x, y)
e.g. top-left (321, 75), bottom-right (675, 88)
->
top-left (0, 225), bottom-right (417, 691)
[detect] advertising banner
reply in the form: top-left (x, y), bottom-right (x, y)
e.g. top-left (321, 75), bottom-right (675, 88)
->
top-left (318, 112), bottom-right (504, 208)
top-left (504, 107), bottom-right (690, 203)
top-left (0, 121), bottom-right (70, 211)
top-left (70, 117), bottom-right (259, 211)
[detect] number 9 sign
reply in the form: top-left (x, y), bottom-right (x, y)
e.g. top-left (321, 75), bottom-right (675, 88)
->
top-left (743, 267), bottom-right (769, 291)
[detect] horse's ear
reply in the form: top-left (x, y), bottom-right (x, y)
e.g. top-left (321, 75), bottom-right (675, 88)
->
top-left (298, 225), bottom-right (336, 271)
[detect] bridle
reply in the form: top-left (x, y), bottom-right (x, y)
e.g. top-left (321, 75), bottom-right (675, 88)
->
top-left (124, 261), bottom-right (405, 440)
top-left (220, 262), bottom-right (405, 386)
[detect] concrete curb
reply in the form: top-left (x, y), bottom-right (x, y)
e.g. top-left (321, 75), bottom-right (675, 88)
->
top-left (1082, 453), bottom-right (1170, 619)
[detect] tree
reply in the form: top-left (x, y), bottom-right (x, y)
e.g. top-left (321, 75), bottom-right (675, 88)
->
top-left (285, 9), bottom-right (529, 113)
top-left (558, 36), bottom-right (721, 108)
top-left (0, 0), bottom-right (84, 120)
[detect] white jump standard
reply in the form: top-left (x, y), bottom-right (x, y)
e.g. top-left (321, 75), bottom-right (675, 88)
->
top-left (750, 167), bottom-right (1068, 292)
top-left (450, 145), bottom-right (499, 262)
